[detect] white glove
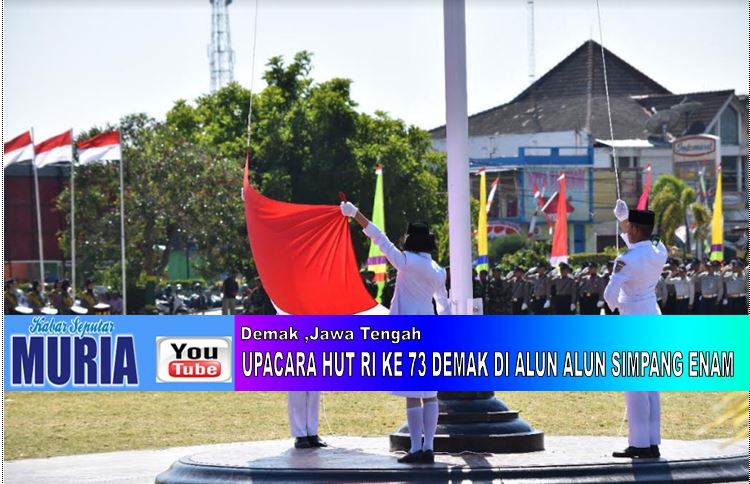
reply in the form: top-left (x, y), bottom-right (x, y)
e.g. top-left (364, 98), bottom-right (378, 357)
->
top-left (543, 300), bottom-right (551, 309)
top-left (340, 201), bottom-right (358, 217)
top-left (596, 300), bottom-right (604, 308)
top-left (722, 298), bottom-right (728, 306)
top-left (570, 303), bottom-right (576, 312)
top-left (521, 303), bottom-right (528, 311)
top-left (614, 199), bottom-right (629, 222)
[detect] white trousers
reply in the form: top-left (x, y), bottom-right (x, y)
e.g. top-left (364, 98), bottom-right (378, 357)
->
top-left (288, 391), bottom-right (320, 437)
top-left (625, 391), bottom-right (661, 447)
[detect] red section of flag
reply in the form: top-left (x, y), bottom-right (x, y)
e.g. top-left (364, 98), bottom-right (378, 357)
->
top-left (550, 174), bottom-right (568, 264)
top-left (636, 163), bottom-right (652, 210)
top-left (77, 130), bottom-right (120, 149)
top-left (35, 130), bottom-right (72, 154)
top-left (243, 154), bottom-right (376, 314)
top-left (4, 131), bottom-right (33, 153)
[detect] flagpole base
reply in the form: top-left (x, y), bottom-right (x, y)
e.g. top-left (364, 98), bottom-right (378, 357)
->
top-left (389, 391), bottom-right (544, 453)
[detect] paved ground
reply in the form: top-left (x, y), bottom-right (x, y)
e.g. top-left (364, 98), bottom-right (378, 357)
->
top-left (4, 436), bottom-right (747, 484)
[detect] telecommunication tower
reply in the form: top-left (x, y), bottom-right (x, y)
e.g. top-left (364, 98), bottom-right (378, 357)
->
top-left (208, 0), bottom-right (235, 93)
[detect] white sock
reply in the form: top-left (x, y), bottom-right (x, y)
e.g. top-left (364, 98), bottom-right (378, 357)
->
top-left (422, 400), bottom-right (439, 451)
top-left (406, 407), bottom-right (424, 453)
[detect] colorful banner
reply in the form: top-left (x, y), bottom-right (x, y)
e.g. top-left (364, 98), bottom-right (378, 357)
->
top-left (475, 168), bottom-right (488, 272)
top-left (710, 166), bottom-right (723, 261)
top-left (366, 164), bottom-right (386, 299)
top-left (5, 315), bottom-right (748, 391)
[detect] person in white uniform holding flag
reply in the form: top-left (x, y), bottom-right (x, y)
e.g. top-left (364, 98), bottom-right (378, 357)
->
top-left (605, 199), bottom-right (668, 459)
top-left (341, 201), bottom-right (450, 464)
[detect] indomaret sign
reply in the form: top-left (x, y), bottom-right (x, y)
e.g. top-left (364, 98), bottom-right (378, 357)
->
top-left (673, 134), bottom-right (720, 164)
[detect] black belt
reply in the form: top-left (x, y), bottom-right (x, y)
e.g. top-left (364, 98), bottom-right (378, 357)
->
top-left (676, 296), bottom-right (689, 300)
top-left (728, 295), bottom-right (744, 299)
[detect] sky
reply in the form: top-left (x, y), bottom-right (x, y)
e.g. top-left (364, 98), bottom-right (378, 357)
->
top-left (3, 0), bottom-right (748, 143)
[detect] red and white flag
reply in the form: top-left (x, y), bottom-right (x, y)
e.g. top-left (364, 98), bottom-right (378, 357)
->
top-left (35, 130), bottom-right (73, 168)
top-left (77, 131), bottom-right (121, 165)
top-left (486, 176), bottom-right (499, 214)
top-left (636, 163), bottom-right (652, 210)
top-left (550, 173), bottom-right (569, 266)
top-left (4, 131), bottom-right (35, 168)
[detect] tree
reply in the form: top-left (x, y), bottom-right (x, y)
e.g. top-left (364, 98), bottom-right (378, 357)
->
top-left (651, 175), bottom-right (709, 254)
top-left (60, 52), bottom-right (448, 290)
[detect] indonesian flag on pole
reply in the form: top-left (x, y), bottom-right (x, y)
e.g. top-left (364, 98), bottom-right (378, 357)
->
top-left (4, 131), bottom-right (35, 168)
top-left (485, 175), bottom-right (499, 214)
top-left (34, 130), bottom-right (73, 168)
top-left (636, 163), bottom-right (652, 210)
top-left (550, 173), bottom-right (569, 266)
top-left (77, 131), bottom-right (121, 165)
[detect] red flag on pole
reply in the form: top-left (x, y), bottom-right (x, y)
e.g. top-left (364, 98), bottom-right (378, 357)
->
top-left (77, 131), bottom-right (121, 164)
top-left (550, 173), bottom-right (568, 265)
top-left (636, 163), bottom-right (652, 210)
top-left (35, 130), bottom-right (73, 168)
top-left (4, 131), bottom-right (35, 167)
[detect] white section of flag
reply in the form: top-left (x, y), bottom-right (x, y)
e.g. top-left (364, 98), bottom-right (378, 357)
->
top-left (35, 144), bottom-right (73, 168)
top-left (78, 144), bottom-right (121, 165)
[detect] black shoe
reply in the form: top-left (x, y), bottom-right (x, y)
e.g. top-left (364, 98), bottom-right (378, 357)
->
top-left (397, 450), bottom-right (424, 464)
top-left (294, 437), bottom-right (313, 449)
top-left (612, 446), bottom-right (654, 458)
top-left (420, 449), bottom-right (435, 464)
top-left (308, 435), bottom-right (328, 447)
top-left (650, 445), bottom-right (660, 458)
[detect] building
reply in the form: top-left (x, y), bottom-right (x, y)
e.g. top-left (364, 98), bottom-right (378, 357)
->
top-left (4, 163), bottom-right (70, 281)
top-left (430, 40), bottom-right (748, 256)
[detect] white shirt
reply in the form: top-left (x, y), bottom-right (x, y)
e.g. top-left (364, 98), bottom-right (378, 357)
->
top-left (604, 234), bottom-right (668, 315)
top-left (667, 276), bottom-right (694, 304)
top-left (363, 223), bottom-right (450, 316)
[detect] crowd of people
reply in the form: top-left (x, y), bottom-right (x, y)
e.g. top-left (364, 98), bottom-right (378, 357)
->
top-left (468, 257), bottom-right (747, 316)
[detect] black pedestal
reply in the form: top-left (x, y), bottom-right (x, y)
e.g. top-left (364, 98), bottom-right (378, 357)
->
top-left (389, 391), bottom-right (544, 453)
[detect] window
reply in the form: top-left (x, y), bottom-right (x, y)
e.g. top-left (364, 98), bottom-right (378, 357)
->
top-left (574, 224), bottom-right (585, 253)
top-left (613, 156), bottom-right (639, 169)
top-left (720, 107), bottom-right (739, 145)
top-left (721, 156), bottom-right (739, 192)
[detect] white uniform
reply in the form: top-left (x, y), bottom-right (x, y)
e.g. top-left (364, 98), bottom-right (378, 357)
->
top-left (288, 391), bottom-right (320, 438)
top-left (364, 222), bottom-right (449, 398)
top-left (604, 233), bottom-right (668, 449)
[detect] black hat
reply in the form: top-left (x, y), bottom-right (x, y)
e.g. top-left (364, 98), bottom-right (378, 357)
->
top-left (709, 260), bottom-right (721, 267)
top-left (606, 260), bottom-right (614, 268)
top-left (628, 209), bottom-right (655, 226)
top-left (536, 261), bottom-right (548, 269)
top-left (559, 262), bottom-right (571, 271)
top-left (678, 265), bottom-right (687, 271)
top-left (403, 222), bottom-right (436, 253)
top-left (513, 266), bottom-right (524, 273)
top-left (588, 261), bottom-right (599, 268)
top-left (730, 259), bottom-right (742, 267)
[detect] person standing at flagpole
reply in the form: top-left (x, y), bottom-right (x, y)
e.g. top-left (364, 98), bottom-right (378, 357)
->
top-left (341, 200), bottom-right (449, 465)
top-left (605, 198), bottom-right (668, 459)
top-left (77, 131), bottom-right (126, 314)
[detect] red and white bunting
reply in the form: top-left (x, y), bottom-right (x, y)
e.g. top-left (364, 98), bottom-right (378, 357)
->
top-left (77, 131), bottom-right (121, 165)
top-left (35, 130), bottom-right (73, 168)
top-left (486, 176), bottom-right (499, 214)
top-left (4, 131), bottom-right (35, 167)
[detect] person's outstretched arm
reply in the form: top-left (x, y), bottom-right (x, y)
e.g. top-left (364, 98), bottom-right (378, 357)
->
top-left (341, 202), bottom-right (407, 270)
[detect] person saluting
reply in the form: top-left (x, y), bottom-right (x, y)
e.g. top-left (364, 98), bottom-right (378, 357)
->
top-left (604, 199), bottom-right (668, 459)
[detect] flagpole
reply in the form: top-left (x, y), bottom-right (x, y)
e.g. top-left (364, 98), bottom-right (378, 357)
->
top-left (30, 128), bottom-right (46, 291)
top-left (119, 152), bottom-right (127, 314)
top-left (70, 131), bottom-right (77, 299)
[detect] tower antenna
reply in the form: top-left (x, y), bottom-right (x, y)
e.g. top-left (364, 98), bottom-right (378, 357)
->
top-left (208, 0), bottom-right (235, 93)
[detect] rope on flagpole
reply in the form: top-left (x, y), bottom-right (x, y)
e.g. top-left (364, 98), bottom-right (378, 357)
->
top-left (595, 0), bottom-right (621, 251)
top-left (246, 0), bottom-right (260, 148)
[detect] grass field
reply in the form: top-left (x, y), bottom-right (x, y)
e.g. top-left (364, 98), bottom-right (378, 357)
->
top-left (3, 392), bottom-right (743, 460)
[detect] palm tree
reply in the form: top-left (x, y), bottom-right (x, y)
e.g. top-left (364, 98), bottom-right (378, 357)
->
top-left (650, 175), bottom-right (709, 256)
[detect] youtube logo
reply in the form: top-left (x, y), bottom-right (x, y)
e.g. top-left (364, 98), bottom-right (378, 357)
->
top-left (156, 337), bottom-right (232, 383)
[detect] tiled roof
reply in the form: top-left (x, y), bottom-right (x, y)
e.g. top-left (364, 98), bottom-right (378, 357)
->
top-left (430, 41), bottom-right (739, 143)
